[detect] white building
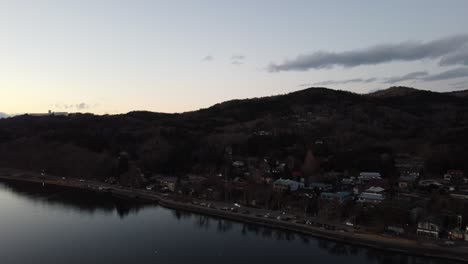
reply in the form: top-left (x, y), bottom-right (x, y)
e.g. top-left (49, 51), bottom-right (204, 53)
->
top-left (417, 219), bottom-right (440, 239)
top-left (359, 172), bottom-right (382, 181)
top-left (357, 192), bottom-right (385, 204)
top-left (273, 179), bottom-right (304, 192)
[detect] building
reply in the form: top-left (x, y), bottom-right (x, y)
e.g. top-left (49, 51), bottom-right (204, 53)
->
top-left (444, 170), bottom-right (464, 182)
top-left (386, 226), bottom-right (405, 236)
top-left (417, 218), bottom-right (441, 239)
top-left (397, 174), bottom-right (418, 191)
top-left (450, 191), bottom-right (468, 200)
top-left (187, 175), bottom-right (207, 184)
top-left (273, 179), bottom-right (304, 192)
top-left (27, 110), bottom-right (68, 117)
top-left (320, 192), bottom-right (352, 203)
top-left (158, 177), bottom-right (178, 192)
top-left (395, 155), bottom-right (424, 176)
top-left (232, 161), bottom-right (245, 168)
top-left (51, 112), bottom-right (68, 116)
top-left (465, 226), bottom-right (468, 242)
top-left (365, 186), bottom-right (385, 194)
top-left (359, 172), bottom-right (382, 181)
top-left (357, 192), bottom-right (385, 204)
top-left (418, 179), bottom-right (443, 188)
top-left (308, 182), bottom-right (333, 192)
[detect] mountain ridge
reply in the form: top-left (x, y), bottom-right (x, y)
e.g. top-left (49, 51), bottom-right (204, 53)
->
top-left (0, 86), bottom-right (467, 182)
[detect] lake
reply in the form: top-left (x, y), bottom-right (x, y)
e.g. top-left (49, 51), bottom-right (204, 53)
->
top-left (0, 180), bottom-right (459, 264)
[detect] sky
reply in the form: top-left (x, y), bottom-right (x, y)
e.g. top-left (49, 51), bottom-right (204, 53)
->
top-left (1, 0), bottom-right (468, 115)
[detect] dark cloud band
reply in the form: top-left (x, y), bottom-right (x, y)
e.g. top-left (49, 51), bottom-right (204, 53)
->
top-left (269, 34), bottom-right (468, 72)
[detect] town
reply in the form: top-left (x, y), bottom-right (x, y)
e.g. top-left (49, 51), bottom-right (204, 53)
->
top-left (100, 145), bottom-right (468, 245)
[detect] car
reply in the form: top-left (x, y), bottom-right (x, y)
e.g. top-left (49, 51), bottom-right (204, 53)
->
top-left (233, 203), bottom-right (241, 208)
top-left (61, 177), bottom-right (66, 180)
top-left (79, 179), bottom-right (85, 182)
top-left (345, 221), bottom-right (354, 227)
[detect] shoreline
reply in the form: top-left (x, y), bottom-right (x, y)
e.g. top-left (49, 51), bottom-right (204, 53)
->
top-left (1, 173), bottom-right (468, 262)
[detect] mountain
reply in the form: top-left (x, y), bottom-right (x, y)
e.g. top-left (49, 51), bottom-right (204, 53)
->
top-left (0, 87), bottom-right (467, 182)
top-left (449, 89), bottom-right (468, 98)
top-left (0, 112), bottom-right (8, 119)
top-left (368, 86), bottom-right (422, 97)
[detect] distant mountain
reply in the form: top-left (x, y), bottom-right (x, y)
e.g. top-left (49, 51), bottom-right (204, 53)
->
top-left (448, 89), bottom-right (468, 98)
top-left (0, 113), bottom-right (8, 119)
top-left (0, 87), bottom-right (467, 181)
top-left (368, 86), bottom-right (422, 97)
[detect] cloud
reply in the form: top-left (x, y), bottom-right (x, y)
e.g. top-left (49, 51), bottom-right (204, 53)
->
top-left (422, 67), bottom-right (468, 82)
top-left (268, 34), bottom-right (468, 72)
top-left (231, 55), bottom-right (245, 65)
top-left (202, 56), bottom-right (214, 61)
top-left (54, 102), bottom-right (93, 111)
top-left (75, 103), bottom-right (90, 110)
top-left (439, 46), bottom-right (468, 66)
top-left (306, 67), bottom-right (468, 87)
top-left (231, 55), bottom-right (245, 60)
top-left (231, 60), bottom-right (244, 65)
top-left (310, 77), bottom-right (377, 86)
top-left (382, 71), bottom-right (429, 84)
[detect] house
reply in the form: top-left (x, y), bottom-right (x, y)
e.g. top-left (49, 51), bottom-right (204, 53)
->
top-left (357, 192), bottom-right (385, 204)
top-left (341, 177), bottom-right (357, 185)
top-left (397, 175), bottom-right (418, 190)
top-left (232, 161), bottom-right (245, 168)
top-left (273, 178), bottom-right (304, 192)
top-left (444, 170), bottom-right (464, 182)
top-left (158, 177), bottom-right (178, 192)
top-left (417, 218), bottom-right (441, 239)
top-left (418, 179), bottom-right (443, 188)
top-left (291, 170), bottom-right (302, 179)
top-left (188, 175), bottom-right (206, 184)
top-left (448, 229), bottom-right (464, 240)
top-left (450, 191), bottom-right (468, 200)
top-left (395, 155), bottom-right (424, 176)
top-left (309, 182), bottom-right (333, 192)
top-left (320, 192), bottom-right (352, 203)
top-left (365, 186), bottom-right (385, 194)
top-left (447, 170), bottom-right (464, 177)
top-left (359, 172), bottom-right (382, 181)
top-left (386, 226), bottom-right (405, 236)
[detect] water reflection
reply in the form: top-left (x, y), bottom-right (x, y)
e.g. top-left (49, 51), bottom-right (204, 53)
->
top-left (0, 179), bottom-right (462, 263)
top-left (0, 179), bottom-right (152, 219)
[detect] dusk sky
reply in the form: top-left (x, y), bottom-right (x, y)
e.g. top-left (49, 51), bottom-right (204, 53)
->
top-left (1, 0), bottom-right (468, 115)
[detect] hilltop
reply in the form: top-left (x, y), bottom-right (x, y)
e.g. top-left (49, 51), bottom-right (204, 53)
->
top-left (0, 87), bottom-right (467, 183)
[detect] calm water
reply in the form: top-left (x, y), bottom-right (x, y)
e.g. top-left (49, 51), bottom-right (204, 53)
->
top-left (0, 180), bottom-right (459, 264)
